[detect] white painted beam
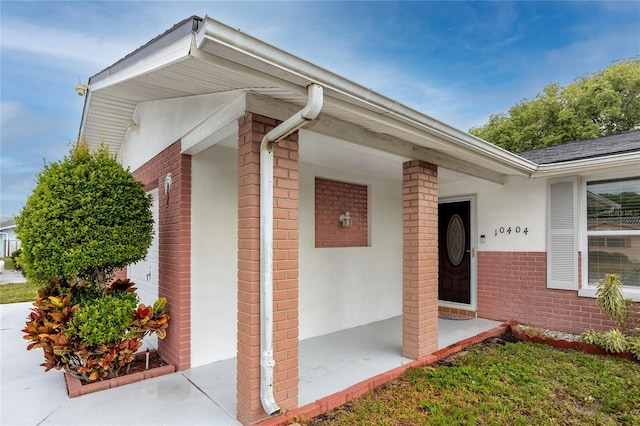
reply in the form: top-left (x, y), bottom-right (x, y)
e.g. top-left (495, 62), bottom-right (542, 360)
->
top-left (247, 93), bottom-right (505, 185)
top-left (181, 92), bottom-right (247, 155)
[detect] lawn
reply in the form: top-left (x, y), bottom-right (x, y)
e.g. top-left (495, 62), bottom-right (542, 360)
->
top-left (0, 257), bottom-right (38, 304)
top-left (0, 281), bottom-right (39, 304)
top-left (311, 337), bottom-right (640, 425)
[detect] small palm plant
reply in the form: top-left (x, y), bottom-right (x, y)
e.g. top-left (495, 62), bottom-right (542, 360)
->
top-left (580, 274), bottom-right (639, 360)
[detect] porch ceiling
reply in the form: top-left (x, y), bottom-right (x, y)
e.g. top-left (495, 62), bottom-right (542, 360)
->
top-left (80, 16), bottom-right (536, 180)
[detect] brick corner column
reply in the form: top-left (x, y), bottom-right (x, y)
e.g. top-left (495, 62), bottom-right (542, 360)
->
top-left (402, 160), bottom-right (439, 359)
top-left (237, 113), bottom-right (300, 425)
top-left (132, 140), bottom-right (191, 372)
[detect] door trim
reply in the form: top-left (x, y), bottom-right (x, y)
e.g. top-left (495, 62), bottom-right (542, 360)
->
top-left (438, 195), bottom-right (477, 311)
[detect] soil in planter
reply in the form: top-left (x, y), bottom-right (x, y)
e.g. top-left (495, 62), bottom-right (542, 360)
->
top-left (80, 354), bottom-right (169, 385)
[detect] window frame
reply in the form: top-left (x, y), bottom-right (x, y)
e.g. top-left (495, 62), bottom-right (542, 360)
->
top-left (578, 172), bottom-right (640, 301)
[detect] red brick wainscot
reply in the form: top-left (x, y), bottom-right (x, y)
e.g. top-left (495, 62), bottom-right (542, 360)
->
top-left (477, 251), bottom-right (639, 335)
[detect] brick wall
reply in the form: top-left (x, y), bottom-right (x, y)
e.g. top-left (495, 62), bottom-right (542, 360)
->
top-left (237, 113), bottom-right (300, 425)
top-left (402, 160), bottom-right (439, 359)
top-left (132, 140), bottom-right (191, 371)
top-left (477, 251), bottom-right (639, 334)
top-left (315, 178), bottom-right (368, 248)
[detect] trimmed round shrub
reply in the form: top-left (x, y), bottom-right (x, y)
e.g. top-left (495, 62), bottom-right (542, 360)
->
top-left (16, 140), bottom-right (153, 288)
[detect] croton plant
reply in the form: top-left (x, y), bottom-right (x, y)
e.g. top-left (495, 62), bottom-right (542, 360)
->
top-left (23, 279), bottom-right (169, 382)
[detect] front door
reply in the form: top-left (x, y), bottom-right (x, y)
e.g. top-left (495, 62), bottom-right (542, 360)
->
top-left (438, 200), bottom-right (471, 304)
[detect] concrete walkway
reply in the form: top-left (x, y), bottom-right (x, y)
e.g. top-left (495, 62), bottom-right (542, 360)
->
top-left (1, 302), bottom-right (502, 425)
top-left (1, 302), bottom-right (240, 426)
top-left (0, 269), bottom-right (27, 285)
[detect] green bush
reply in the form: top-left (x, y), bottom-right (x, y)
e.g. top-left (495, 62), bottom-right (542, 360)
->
top-left (2, 257), bottom-right (16, 270)
top-left (11, 249), bottom-right (22, 270)
top-left (65, 292), bottom-right (138, 346)
top-left (16, 140), bottom-right (153, 289)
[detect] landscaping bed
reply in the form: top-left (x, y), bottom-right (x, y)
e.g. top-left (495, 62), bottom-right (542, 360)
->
top-left (306, 330), bottom-right (640, 425)
top-left (65, 349), bottom-right (175, 397)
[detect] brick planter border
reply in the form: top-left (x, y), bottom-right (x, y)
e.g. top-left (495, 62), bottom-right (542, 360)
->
top-left (509, 321), bottom-right (635, 360)
top-left (64, 350), bottom-right (176, 397)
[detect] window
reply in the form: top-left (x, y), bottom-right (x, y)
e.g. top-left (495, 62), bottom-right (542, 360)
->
top-left (586, 176), bottom-right (640, 287)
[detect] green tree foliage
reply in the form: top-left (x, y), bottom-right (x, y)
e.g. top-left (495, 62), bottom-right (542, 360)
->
top-left (470, 57), bottom-right (640, 152)
top-left (16, 140), bottom-right (153, 289)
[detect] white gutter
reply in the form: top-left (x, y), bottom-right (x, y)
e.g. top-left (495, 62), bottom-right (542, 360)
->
top-left (531, 152), bottom-right (640, 178)
top-left (195, 16), bottom-right (536, 176)
top-left (259, 83), bottom-right (323, 415)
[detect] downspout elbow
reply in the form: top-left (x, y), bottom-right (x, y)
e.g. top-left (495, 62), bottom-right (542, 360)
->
top-left (261, 84), bottom-right (323, 151)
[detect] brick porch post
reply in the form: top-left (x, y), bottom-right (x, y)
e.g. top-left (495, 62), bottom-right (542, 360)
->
top-left (132, 141), bottom-right (191, 371)
top-left (237, 113), bottom-right (300, 425)
top-left (402, 160), bottom-right (439, 359)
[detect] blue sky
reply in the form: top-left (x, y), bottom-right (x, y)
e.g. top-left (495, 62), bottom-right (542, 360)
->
top-left (1, 1), bottom-right (639, 218)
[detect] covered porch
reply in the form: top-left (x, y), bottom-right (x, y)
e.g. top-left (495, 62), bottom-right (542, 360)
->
top-left (183, 316), bottom-right (504, 421)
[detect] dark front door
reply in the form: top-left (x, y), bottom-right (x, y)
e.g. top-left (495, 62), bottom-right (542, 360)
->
top-left (438, 201), bottom-right (471, 304)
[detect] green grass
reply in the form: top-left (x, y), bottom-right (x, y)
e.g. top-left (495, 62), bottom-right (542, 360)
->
top-left (0, 281), bottom-right (39, 304)
top-left (312, 340), bottom-right (640, 425)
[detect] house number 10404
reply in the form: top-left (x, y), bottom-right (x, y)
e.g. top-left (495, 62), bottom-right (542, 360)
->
top-left (495, 226), bottom-right (528, 236)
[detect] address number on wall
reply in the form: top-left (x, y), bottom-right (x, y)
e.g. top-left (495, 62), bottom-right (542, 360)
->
top-left (494, 226), bottom-right (529, 236)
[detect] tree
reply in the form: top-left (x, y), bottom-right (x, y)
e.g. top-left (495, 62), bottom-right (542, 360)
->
top-left (470, 57), bottom-right (640, 152)
top-left (16, 140), bottom-right (153, 290)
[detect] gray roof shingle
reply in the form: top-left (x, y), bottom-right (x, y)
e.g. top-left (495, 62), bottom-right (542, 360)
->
top-left (516, 129), bottom-right (640, 164)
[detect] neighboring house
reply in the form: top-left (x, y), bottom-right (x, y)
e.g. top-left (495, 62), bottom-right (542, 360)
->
top-left (78, 16), bottom-right (640, 425)
top-left (0, 219), bottom-right (20, 258)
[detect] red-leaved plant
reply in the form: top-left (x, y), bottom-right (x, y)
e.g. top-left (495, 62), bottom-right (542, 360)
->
top-left (23, 279), bottom-right (169, 382)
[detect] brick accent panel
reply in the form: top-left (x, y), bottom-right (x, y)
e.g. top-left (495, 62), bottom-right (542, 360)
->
top-left (477, 251), bottom-right (640, 334)
top-left (132, 141), bottom-right (191, 371)
top-left (402, 160), bottom-right (439, 359)
top-left (237, 113), bottom-right (300, 425)
top-left (314, 178), bottom-right (368, 247)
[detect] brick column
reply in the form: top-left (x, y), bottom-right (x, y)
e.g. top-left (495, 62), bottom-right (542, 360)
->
top-left (402, 160), bottom-right (439, 359)
top-left (132, 140), bottom-right (191, 371)
top-left (237, 113), bottom-right (300, 425)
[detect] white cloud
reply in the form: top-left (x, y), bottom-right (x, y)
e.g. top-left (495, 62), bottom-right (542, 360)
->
top-left (1, 21), bottom-right (138, 69)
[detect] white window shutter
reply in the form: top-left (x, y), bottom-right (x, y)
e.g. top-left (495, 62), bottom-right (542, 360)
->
top-left (547, 178), bottom-right (578, 290)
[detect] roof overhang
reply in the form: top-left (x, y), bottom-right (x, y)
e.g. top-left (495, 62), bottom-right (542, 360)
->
top-left (80, 15), bottom-right (578, 183)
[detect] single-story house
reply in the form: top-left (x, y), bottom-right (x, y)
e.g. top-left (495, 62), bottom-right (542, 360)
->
top-left (0, 219), bottom-right (20, 258)
top-left (78, 15), bottom-right (640, 425)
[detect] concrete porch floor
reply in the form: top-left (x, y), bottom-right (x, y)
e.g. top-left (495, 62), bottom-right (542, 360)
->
top-left (1, 302), bottom-right (501, 425)
top-left (182, 315), bottom-right (502, 421)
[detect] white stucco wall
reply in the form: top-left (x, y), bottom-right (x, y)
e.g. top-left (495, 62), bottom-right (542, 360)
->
top-left (441, 175), bottom-right (548, 252)
top-left (117, 92), bottom-right (241, 170)
top-left (190, 145), bottom-right (238, 367)
top-left (299, 163), bottom-right (403, 340)
top-left (129, 188), bottom-right (160, 308)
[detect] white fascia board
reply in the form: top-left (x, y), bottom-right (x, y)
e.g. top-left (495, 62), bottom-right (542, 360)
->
top-left (181, 92), bottom-right (247, 155)
top-left (90, 33), bottom-right (194, 92)
top-left (195, 16), bottom-right (537, 176)
top-left (532, 152), bottom-right (640, 178)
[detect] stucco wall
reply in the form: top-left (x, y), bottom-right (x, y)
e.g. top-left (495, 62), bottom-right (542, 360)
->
top-left (118, 92), bottom-right (241, 171)
top-left (440, 175), bottom-right (547, 253)
top-left (190, 145), bottom-right (238, 367)
top-left (299, 163), bottom-right (403, 340)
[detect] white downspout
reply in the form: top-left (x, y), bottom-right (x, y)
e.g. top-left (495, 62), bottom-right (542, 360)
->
top-left (0, 233), bottom-right (8, 258)
top-left (259, 83), bottom-right (323, 415)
